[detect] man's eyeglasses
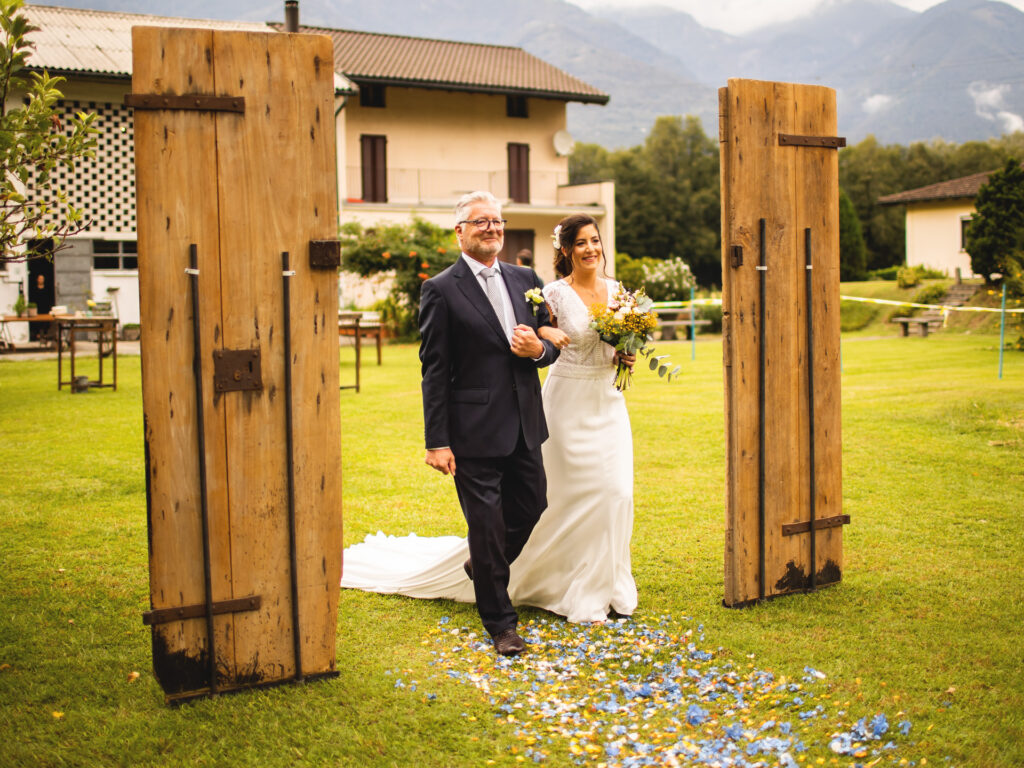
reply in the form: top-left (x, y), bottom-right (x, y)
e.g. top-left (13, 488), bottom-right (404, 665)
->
top-left (459, 218), bottom-right (507, 230)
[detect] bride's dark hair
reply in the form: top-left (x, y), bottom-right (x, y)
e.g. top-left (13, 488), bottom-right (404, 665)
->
top-left (553, 214), bottom-right (606, 278)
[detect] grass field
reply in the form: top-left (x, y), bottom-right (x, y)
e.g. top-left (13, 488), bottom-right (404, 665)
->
top-left (1, 331), bottom-right (1022, 767)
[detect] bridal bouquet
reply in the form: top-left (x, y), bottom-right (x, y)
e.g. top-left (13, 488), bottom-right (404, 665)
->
top-left (589, 283), bottom-right (679, 390)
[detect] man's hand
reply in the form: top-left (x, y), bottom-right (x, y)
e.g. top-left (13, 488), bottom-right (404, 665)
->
top-left (613, 351), bottom-right (636, 369)
top-left (425, 448), bottom-right (457, 476)
top-left (510, 324), bottom-right (544, 358)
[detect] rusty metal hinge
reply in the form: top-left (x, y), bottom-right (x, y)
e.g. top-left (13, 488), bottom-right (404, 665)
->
top-left (730, 245), bottom-right (743, 268)
top-left (782, 514), bottom-right (851, 536)
top-left (124, 94), bottom-right (245, 113)
top-left (142, 594), bottom-right (261, 625)
top-left (309, 240), bottom-right (341, 270)
top-left (778, 134), bottom-right (846, 149)
top-left (213, 348), bottom-right (262, 393)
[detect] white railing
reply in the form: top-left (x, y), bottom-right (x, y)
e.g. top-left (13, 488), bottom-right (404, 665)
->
top-left (344, 167), bottom-right (568, 207)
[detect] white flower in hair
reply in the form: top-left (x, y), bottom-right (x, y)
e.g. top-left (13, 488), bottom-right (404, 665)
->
top-left (551, 224), bottom-right (562, 249)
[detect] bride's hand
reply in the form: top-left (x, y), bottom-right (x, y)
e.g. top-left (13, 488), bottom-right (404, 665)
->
top-left (614, 351), bottom-right (636, 369)
top-left (538, 326), bottom-right (570, 350)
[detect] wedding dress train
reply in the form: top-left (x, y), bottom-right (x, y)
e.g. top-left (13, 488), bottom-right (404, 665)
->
top-left (341, 277), bottom-right (637, 622)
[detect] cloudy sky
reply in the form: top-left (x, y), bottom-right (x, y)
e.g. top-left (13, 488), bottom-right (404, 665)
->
top-left (566, 0), bottom-right (1024, 34)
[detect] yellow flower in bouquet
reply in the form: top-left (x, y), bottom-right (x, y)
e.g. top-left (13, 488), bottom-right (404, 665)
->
top-left (589, 283), bottom-right (679, 390)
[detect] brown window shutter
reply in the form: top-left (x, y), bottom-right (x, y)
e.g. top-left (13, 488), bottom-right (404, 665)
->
top-left (361, 135), bottom-right (387, 203)
top-left (508, 143), bottom-right (529, 204)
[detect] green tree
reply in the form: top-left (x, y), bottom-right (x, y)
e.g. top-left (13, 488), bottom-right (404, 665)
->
top-left (839, 136), bottom-right (912, 271)
top-left (838, 188), bottom-right (867, 281)
top-left (568, 142), bottom-right (612, 184)
top-left (1, 0), bottom-right (97, 264)
top-left (609, 116), bottom-right (720, 288)
top-left (965, 158), bottom-right (1024, 285)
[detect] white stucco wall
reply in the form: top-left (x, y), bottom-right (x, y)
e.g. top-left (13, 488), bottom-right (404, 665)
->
top-left (905, 199), bottom-right (978, 278)
top-left (342, 88), bottom-right (570, 206)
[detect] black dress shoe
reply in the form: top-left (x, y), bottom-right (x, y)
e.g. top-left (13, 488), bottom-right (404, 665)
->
top-left (492, 628), bottom-right (525, 656)
top-left (463, 557), bottom-right (473, 581)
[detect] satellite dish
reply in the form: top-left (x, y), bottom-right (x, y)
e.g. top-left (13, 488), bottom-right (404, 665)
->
top-left (553, 130), bottom-right (575, 157)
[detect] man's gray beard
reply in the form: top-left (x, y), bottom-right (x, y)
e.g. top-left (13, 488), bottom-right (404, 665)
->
top-left (469, 242), bottom-right (502, 259)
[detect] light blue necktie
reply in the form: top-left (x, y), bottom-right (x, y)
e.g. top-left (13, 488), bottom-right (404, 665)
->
top-left (480, 267), bottom-right (508, 336)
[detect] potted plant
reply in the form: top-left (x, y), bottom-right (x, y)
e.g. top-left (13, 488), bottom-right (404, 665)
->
top-left (121, 323), bottom-right (141, 341)
top-left (27, 302), bottom-right (37, 317)
top-left (12, 293), bottom-right (26, 317)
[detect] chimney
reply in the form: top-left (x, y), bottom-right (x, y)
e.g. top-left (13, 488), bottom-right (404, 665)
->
top-left (284, 1), bottom-right (299, 32)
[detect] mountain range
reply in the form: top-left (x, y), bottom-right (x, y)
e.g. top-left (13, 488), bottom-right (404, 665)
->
top-left (30, 0), bottom-right (1024, 149)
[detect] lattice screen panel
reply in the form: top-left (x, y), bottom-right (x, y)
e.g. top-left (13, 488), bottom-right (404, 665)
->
top-left (38, 100), bottom-right (136, 236)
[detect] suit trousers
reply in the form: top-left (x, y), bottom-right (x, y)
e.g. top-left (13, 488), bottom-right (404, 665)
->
top-left (453, 431), bottom-right (546, 637)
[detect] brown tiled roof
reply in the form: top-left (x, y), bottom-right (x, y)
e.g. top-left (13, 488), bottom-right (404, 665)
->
top-left (23, 4), bottom-right (273, 78)
top-left (22, 5), bottom-right (356, 92)
top-left (877, 170), bottom-right (994, 205)
top-left (288, 25), bottom-right (609, 104)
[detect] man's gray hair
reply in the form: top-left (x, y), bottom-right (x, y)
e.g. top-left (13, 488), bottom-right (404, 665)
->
top-left (454, 191), bottom-right (502, 226)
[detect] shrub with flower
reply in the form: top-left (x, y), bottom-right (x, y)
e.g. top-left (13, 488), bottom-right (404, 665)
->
top-left (340, 217), bottom-right (459, 337)
top-left (641, 257), bottom-right (695, 302)
top-left (589, 283), bottom-right (679, 390)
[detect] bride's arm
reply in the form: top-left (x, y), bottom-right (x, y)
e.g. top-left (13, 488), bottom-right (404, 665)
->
top-left (538, 323), bottom-right (569, 350)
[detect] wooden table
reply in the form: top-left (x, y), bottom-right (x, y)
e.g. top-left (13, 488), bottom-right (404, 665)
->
top-left (56, 316), bottom-right (118, 392)
top-left (1, 313), bottom-right (59, 349)
top-left (338, 311), bottom-right (384, 393)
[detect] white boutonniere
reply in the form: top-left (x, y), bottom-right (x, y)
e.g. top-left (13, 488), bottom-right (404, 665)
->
top-left (525, 287), bottom-right (544, 315)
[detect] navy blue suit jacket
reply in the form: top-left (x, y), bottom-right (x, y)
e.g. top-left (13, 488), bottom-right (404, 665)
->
top-left (419, 257), bottom-right (559, 458)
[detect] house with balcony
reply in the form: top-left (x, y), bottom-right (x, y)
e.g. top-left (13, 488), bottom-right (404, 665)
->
top-left (2, 4), bottom-right (614, 343)
top-left (296, 25), bottom-right (614, 285)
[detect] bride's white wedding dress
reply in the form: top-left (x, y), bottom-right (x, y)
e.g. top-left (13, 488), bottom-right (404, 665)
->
top-left (341, 277), bottom-right (637, 622)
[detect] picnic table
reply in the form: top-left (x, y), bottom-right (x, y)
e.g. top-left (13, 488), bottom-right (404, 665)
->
top-left (891, 315), bottom-right (939, 337)
top-left (653, 306), bottom-right (711, 340)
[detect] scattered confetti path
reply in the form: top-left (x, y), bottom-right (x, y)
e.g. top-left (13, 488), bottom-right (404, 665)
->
top-left (394, 614), bottom-right (937, 767)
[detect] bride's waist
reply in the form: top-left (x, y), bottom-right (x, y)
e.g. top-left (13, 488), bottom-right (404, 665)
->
top-left (549, 359), bottom-right (614, 380)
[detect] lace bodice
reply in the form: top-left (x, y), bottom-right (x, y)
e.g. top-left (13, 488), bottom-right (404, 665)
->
top-left (543, 279), bottom-right (616, 379)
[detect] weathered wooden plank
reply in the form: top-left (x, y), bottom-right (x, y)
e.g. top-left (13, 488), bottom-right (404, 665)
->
top-left (791, 83), bottom-right (844, 587)
top-left (283, 33), bottom-right (343, 677)
top-left (134, 25), bottom-right (234, 694)
top-left (722, 79), bottom-right (777, 604)
top-left (211, 29), bottom-right (341, 681)
top-left (211, 29), bottom-right (295, 683)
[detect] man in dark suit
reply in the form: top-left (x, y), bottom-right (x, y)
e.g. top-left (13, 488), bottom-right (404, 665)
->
top-left (419, 191), bottom-right (559, 656)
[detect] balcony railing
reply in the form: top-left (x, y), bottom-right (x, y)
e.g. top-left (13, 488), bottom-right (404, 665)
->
top-left (344, 167), bottom-right (569, 207)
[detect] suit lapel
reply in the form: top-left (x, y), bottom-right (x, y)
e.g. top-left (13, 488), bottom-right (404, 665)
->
top-left (454, 257), bottom-right (509, 345)
top-left (503, 267), bottom-right (528, 327)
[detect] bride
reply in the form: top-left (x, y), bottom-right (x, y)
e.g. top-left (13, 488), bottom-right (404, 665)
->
top-left (341, 214), bottom-right (637, 623)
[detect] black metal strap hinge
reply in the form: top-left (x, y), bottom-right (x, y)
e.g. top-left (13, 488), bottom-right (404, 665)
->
top-left (143, 595), bottom-right (261, 626)
top-left (778, 134), bottom-right (846, 149)
top-left (782, 514), bottom-right (851, 536)
top-left (124, 94), bottom-right (245, 113)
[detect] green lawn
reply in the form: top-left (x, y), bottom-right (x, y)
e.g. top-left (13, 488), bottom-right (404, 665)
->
top-left (1, 333), bottom-right (1022, 767)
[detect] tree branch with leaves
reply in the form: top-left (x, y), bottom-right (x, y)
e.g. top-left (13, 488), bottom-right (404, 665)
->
top-left (1, 0), bottom-right (97, 265)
